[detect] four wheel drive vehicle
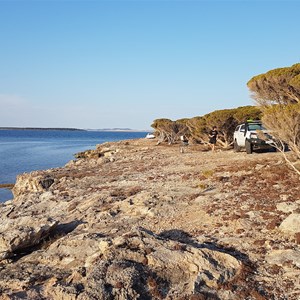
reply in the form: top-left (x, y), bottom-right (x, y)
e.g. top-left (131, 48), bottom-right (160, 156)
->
top-left (233, 120), bottom-right (276, 154)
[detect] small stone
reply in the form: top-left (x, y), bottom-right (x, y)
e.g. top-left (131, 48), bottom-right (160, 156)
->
top-left (276, 202), bottom-right (299, 213)
top-left (294, 232), bottom-right (300, 244)
top-left (99, 240), bottom-right (111, 253)
top-left (112, 237), bottom-right (126, 247)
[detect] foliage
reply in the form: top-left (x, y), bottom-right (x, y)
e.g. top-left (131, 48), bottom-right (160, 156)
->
top-left (248, 63), bottom-right (300, 174)
top-left (247, 63), bottom-right (300, 106)
top-left (233, 105), bottom-right (262, 123)
top-left (185, 116), bottom-right (207, 144)
top-left (204, 109), bottom-right (237, 148)
top-left (151, 118), bottom-right (188, 144)
top-left (186, 106), bottom-right (261, 148)
top-left (176, 118), bottom-right (190, 124)
top-left (152, 106), bottom-right (261, 148)
top-left (202, 169), bottom-right (214, 178)
top-left (262, 104), bottom-right (300, 159)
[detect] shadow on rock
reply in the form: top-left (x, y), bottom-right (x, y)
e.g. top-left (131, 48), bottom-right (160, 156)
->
top-left (159, 229), bottom-right (249, 261)
top-left (12, 220), bottom-right (86, 262)
top-left (158, 228), bottom-right (268, 299)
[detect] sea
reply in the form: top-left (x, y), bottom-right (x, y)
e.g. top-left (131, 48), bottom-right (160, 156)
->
top-left (0, 129), bottom-right (148, 203)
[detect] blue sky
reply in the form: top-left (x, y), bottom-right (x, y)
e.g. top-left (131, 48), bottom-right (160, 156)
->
top-left (0, 0), bottom-right (299, 130)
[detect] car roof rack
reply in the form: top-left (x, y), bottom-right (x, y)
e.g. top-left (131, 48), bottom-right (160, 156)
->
top-left (246, 119), bottom-right (261, 123)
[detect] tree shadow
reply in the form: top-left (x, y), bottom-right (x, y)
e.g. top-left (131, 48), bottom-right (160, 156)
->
top-left (159, 229), bottom-right (249, 261)
top-left (157, 228), bottom-right (268, 299)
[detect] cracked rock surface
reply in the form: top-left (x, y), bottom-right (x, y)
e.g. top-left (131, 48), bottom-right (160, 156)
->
top-left (0, 138), bottom-right (300, 299)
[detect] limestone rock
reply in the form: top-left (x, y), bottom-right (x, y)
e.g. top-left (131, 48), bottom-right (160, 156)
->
top-left (266, 249), bottom-right (300, 268)
top-left (76, 228), bottom-right (243, 299)
top-left (1, 138), bottom-right (300, 298)
top-left (0, 217), bottom-right (58, 260)
top-left (276, 202), bottom-right (299, 213)
top-left (279, 213), bottom-right (300, 235)
top-left (12, 173), bottom-right (55, 197)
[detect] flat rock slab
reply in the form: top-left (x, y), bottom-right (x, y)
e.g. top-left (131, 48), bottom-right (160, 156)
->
top-left (0, 216), bottom-right (58, 260)
top-left (279, 213), bottom-right (300, 235)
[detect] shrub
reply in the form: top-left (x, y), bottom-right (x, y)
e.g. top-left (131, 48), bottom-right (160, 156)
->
top-left (151, 118), bottom-right (188, 144)
top-left (262, 104), bottom-right (300, 159)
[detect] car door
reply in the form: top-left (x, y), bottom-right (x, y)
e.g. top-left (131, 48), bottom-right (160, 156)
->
top-left (234, 124), bottom-right (246, 147)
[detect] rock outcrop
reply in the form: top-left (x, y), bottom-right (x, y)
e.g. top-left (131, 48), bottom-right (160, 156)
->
top-left (0, 139), bottom-right (299, 299)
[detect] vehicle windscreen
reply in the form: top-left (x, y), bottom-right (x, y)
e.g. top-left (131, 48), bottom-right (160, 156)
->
top-left (248, 124), bottom-right (265, 131)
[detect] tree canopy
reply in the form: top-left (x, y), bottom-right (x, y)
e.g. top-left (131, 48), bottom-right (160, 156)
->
top-left (262, 103), bottom-right (300, 159)
top-left (247, 63), bottom-right (300, 106)
top-left (151, 118), bottom-right (188, 144)
top-left (248, 62), bottom-right (300, 169)
top-left (151, 106), bottom-right (261, 147)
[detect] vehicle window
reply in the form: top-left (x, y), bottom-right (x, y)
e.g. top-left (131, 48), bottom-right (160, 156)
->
top-left (248, 124), bottom-right (265, 131)
top-left (235, 126), bottom-right (240, 132)
top-left (240, 125), bottom-right (245, 131)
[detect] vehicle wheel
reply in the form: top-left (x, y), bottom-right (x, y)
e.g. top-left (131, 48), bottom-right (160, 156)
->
top-left (245, 140), bottom-right (253, 154)
top-left (233, 140), bottom-right (240, 152)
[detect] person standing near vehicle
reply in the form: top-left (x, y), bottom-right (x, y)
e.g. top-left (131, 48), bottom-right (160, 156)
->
top-left (208, 126), bottom-right (218, 152)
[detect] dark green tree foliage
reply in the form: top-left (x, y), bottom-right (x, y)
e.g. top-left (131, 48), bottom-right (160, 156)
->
top-left (247, 63), bottom-right (300, 105)
top-left (151, 118), bottom-right (188, 144)
top-left (151, 106), bottom-right (261, 148)
top-left (186, 116), bottom-right (207, 143)
top-left (204, 109), bottom-right (237, 148)
top-left (262, 104), bottom-right (300, 159)
top-left (176, 118), bottom-right (190, 124)
top-left (233, 105), bottom-right (262, 123)
top-left (248, 63), bottom-right (300, 165)
top-left (186, 106), bottom-right (261, 147)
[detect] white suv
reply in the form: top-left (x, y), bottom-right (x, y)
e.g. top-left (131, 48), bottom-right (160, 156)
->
top-left (233, 120), bottom-right (275, 154)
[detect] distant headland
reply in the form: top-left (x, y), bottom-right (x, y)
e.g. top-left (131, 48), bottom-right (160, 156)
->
top-left (0, 127), bottom-right (149, 132)
top-left (87, 128), bottom-right (148, 132)
top-left (0, 127), bottom-right (85, 131)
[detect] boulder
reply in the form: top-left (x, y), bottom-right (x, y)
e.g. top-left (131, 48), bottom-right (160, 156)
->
top-left (279, 213), bottom-right (300, 235)
top-left (76, 228), bottom-right (243, 299)
top-left (12, 173), bottom-right (55, 197)
top-left (0, 217), bottom-right (58, 260)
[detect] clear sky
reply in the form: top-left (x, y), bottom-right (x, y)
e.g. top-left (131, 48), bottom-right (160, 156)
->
top-left (0, 0), bottom-right (299, 130)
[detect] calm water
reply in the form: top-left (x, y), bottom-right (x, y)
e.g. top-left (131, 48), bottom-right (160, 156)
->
top-left (0, 130), bottom-right (147, 202)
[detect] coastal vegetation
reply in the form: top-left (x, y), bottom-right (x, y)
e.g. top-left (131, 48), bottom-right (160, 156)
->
top-left (1, 138), bottom-right (299, 298)
top-left (151, 105), bottom-right (262, 147)
top-left (247, 63), bottom-right (300, 106)
top-left (1, 63), bottom-right (300, 299)
top-left (152, 62), bottom-right (300, 175)
top-left (248, 63), bottom-right (300, 174)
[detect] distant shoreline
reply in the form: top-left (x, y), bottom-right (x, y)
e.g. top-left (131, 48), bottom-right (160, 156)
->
top-left (0, 127), bottom-right (85, 131)
top-left (0, 127), bottom-right (151, 132)
top-left (86, 129), bottom-right (150, 132)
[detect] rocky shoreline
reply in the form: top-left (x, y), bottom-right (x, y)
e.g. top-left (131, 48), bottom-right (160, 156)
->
top-left (0, 138), bottom-right (299, 299)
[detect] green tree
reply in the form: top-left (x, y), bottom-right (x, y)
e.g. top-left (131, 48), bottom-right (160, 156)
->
top-left (248, 63), bottom-right (300, 174)
top-left (205, 109), bottom-right (237, 148)
top-left (186, 116), bottom-right (207, 144)
top-left (247, 63), bottom-right (300, 106)
top-left (233, 106), bottom-right (262, 123)
top-left (151, 118), bottom-right (188, 144)
top-left (151, 106), bottom-right (262, 149)
top-left (262, 104), bottom-right (300, 159)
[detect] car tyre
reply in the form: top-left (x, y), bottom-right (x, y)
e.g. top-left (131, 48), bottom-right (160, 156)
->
top-left (245, 140), bottom-right (253, 154)
top-left (233, 140), bottom-right (240, 152)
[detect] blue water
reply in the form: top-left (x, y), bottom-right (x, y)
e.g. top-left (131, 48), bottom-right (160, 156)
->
top-left (0, 130), bottom-right (147, 202)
